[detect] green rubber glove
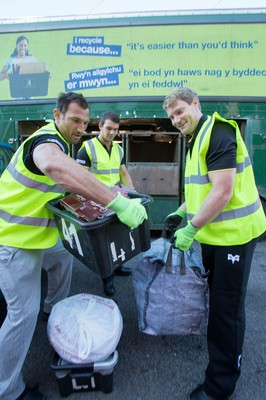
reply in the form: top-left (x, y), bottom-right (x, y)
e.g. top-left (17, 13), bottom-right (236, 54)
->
top-left (173, 223), bottom-right (199, 251)
top-left (107, 192), bottom-right (148, 229)
top-left (164, 207), bottom-right (186, 229)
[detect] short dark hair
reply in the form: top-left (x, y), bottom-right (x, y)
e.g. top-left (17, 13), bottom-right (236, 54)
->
top-left (163, 87), bottom-right (200, 110)
top-left (56, 92), bottom-right (89, 115)
top-left (100, 111), bottom-right (120, 125)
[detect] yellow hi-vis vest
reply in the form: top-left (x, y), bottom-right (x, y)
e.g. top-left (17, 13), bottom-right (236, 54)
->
top-left (185, 112), bottom-right (266, 245)
top-left (0, 123), bottom-right (69, 249)
top-left (83, 137), bottom-right (123, 185)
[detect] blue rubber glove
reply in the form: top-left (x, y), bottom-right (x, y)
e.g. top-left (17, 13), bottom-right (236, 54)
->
top-left (164, 207), bottom-right (186, 229)
top-left (107, 192), bottom-right (148, 229)
top-left (173, 223), bottom-right (199, 251)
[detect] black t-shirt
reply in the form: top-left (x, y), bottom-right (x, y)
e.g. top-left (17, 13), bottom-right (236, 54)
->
top-left (76, 137), bottom-right (125, 168)
top-left (23, 124), bottom-right (69, 175)
top-left (188, 115), bottom-right (237, 171)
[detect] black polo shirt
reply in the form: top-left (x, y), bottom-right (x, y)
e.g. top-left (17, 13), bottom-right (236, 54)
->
top-left (23, 123), bottom-right (68, 175)
top-left (188, 115), bottom-right (237, 171)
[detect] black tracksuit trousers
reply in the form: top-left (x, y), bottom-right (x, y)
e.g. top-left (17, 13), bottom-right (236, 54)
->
top-left (201, 237), bottom-right (258, 399)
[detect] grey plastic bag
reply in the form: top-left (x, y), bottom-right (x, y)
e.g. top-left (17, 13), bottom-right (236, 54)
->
top-left (132, 238), bottom-right (208, 336)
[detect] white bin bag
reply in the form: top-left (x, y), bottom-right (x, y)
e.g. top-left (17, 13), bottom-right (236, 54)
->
top-left (47, 293), bottom-right (123, 363)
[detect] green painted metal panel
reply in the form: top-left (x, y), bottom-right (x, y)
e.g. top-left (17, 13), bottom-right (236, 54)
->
top-left (252, 133), bottom-right (266, 145)
top-left (1, 101), bottom-right (266, 121)
top-left (253, 149), bottom-right (266, 187)
top-left (0, 143), bottom-right (14, 175)
top-left (0, 120), bottom-right (17, 148)
top-left (148, 195), bottom-right (180, 230)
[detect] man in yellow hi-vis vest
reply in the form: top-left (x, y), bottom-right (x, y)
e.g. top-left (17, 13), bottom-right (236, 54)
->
top-left (76, 111), bottom-right (135, 296)
top-left (163, 87), bottom-right (265, 400)
top-left (0, 93), bottom-right (147, 400)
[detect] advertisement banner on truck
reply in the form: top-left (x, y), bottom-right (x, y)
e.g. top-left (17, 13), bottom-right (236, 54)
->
top-left (0, 22), bottom-right (265, 101)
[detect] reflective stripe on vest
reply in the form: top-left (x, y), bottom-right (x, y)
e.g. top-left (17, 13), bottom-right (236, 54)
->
top-left (0, 123), bottom-right (69, 248)
top-left (7, 147), bottom-right (65, 194)
top-left (185, 112), bottom-right (266, 245)
top-left (87, 139), bottom-right (122, 175)
top-left (0, 209), bottom-right (57, 228)
top-left (185, 156), bottom-right (251, 185)
top-left (187, 196), bottom-right (261, 223)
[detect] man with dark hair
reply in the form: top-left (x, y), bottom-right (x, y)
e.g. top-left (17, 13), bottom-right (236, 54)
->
top-left (77, 110), bottom-right (134, 188)
top-left (0, 93), bottom-right (147, 400)
top-left (163, 87), bottom-right (265, 400)
top-left (76, 110), bottom-right (135, 295)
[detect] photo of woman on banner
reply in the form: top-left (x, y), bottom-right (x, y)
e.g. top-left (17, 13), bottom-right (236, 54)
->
top-left (0, 35), bottom-right (52, 98)
top-left (0, 35), bottom-right (37, 81)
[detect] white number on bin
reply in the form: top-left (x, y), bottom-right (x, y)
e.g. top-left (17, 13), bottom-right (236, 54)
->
top-left (110, 242), bottom-right (126, 262)
top-left (110, 232), bottom-right (136, 262)
top-left (61, 218), bottom-right (84, 257)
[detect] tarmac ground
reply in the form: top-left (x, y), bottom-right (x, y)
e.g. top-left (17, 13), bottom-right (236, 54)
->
top-left (0, 236), bottom-right (265, 400)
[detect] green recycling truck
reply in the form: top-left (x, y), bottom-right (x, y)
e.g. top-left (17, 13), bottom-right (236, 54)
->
top-left (0, 9), bottom-right (265, 228)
